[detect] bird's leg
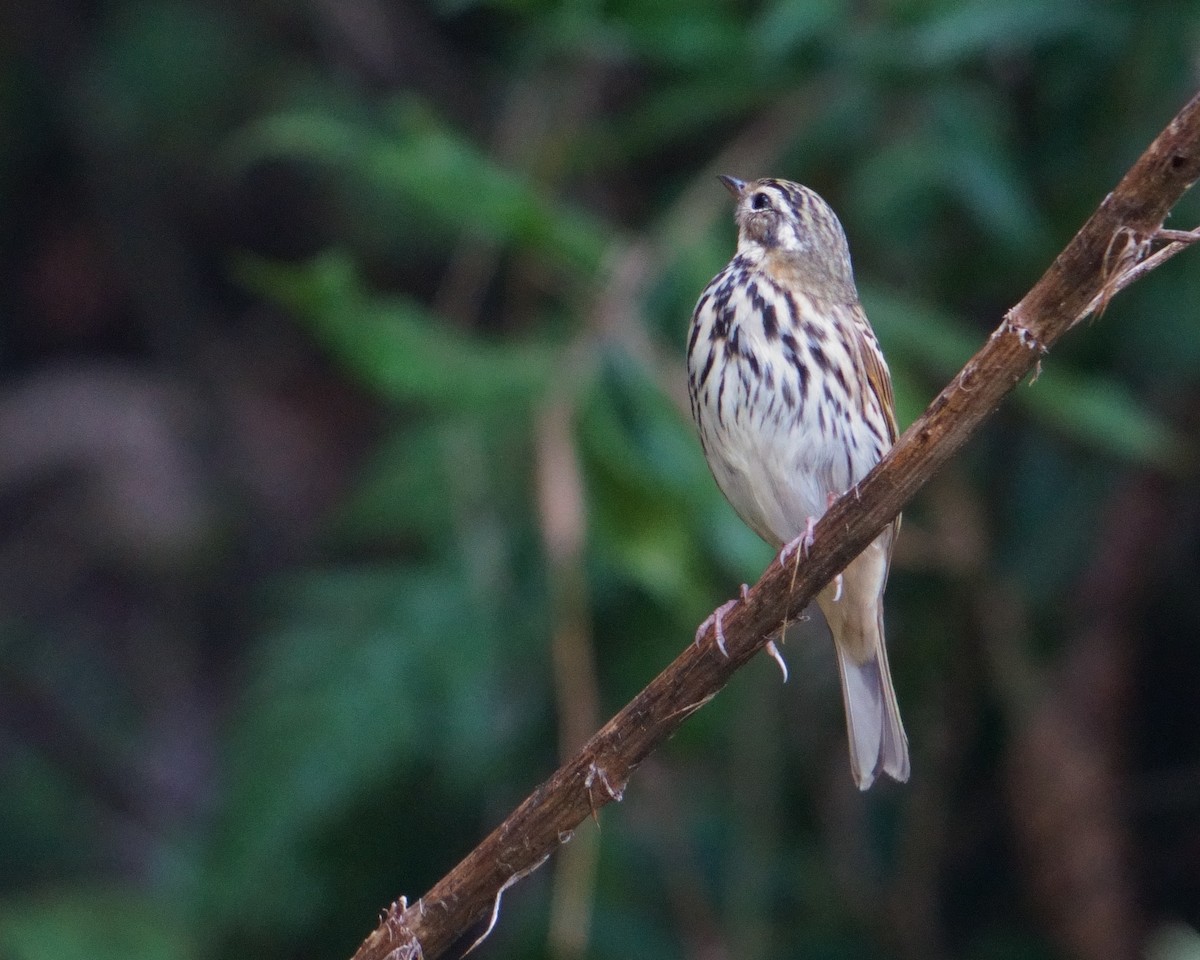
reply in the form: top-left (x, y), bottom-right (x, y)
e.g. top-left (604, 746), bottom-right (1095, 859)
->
top-left (776, 495), bottom-right (846, 598)
top-left (694, 583), bottom-right (749, 657)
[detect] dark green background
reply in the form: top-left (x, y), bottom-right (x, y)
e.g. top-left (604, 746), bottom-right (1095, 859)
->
top-left (2, 2), bottom-right (1199, 958)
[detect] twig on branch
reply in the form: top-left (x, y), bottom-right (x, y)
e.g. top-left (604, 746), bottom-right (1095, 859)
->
top-left (350, 90), bottom-right (1200, 960)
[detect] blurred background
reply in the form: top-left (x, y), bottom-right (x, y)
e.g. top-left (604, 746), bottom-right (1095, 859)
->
top-left (3, 1), bottom-right (1200, 959)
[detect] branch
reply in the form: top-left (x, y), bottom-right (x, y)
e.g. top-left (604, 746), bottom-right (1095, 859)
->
top-left (351, 90), bottom-right (1200, 960)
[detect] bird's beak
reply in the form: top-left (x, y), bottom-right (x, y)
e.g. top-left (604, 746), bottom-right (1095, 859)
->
top-left (718, 175), bottom-right (745, 198)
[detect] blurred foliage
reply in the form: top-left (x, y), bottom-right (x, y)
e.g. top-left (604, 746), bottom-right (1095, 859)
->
top-left (2, 2), bottom-right (1200, 960)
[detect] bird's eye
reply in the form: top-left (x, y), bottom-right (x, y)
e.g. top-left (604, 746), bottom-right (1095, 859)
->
top-left (750, 192), bottom-right (771, 211)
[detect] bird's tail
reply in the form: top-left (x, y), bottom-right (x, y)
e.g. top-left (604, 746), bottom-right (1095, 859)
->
top-left (816, 537), bottom-right (909, 790)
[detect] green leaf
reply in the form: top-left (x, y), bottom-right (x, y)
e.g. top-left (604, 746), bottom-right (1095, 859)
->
top-left (849, 88), bottom-right (1050, 252)
top-left (238, 253), bottom-right (553, 409)
top-left (908, 0), bottom-right (1111, 66)
top-left (79, 1), bottom-right (262, 152)
top-left (1021, 366), bottom-right (1182, 469)
top-left (752, 0), bottom-right (845, 59)
top-left (0, 892), bottom-right (194, 960)
top-left (205, 565), bottom-right (518, 931)
top-left (332, 421), bottom-right (458, 546)
top-left (602, 3), bottom-right (746, 69)
top-left (225, 102), bottom-right (612, 275)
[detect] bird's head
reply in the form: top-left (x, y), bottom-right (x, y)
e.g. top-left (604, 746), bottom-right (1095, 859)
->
top-left (719, 175), bottom-right (855, 289)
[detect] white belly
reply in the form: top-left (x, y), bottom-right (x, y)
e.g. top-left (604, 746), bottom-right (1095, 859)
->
top-left (699, 386), bottom-right (863, 548)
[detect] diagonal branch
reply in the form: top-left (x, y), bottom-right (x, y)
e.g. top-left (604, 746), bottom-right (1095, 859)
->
top-left (351, 90), bottom-right (1200, 960)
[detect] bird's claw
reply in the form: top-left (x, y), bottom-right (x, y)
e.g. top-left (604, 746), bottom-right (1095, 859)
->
top-left (777, 516), bottom-right (817, 567)
top-left (765, 639), bottom-right (788, 682)
top-left (695, 584), bottom-right (749, 658)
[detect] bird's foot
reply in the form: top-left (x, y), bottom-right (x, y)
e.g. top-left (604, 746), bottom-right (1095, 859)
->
top-left (777, 516), bottom-right (818, 567)
top-left (694, 583), bottom-right (749, 657)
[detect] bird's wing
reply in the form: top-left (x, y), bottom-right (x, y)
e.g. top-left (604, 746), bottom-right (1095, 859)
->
top-left (849, 306), bottom-right (901, 559)
top-left (853, 309), bottom-right (898, 445)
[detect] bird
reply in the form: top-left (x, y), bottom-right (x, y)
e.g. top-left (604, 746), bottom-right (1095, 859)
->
top-left (686, 175), bottom-right (909, 790)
